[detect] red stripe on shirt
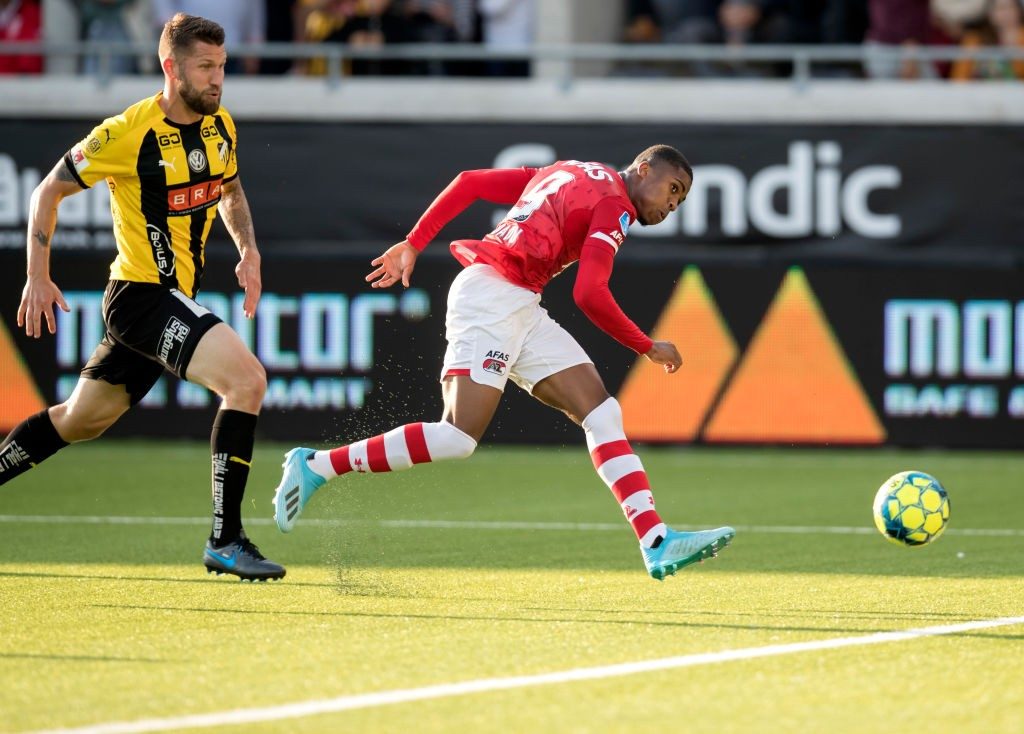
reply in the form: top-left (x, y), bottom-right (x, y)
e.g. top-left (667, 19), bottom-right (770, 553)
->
top-left (366, 435), bottom-right (390, 472)
top-left (405, 423), bottom-right (432, 465)
top-left (590, 439), bottom-right (633, 468)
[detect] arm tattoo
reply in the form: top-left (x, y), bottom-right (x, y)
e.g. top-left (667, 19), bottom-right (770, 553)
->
top-left (33, 230), bottom-right (50, 248)
top-left (55, 164), bottom-right (76, 183)
top-left (220, 183), bottom-right (257, 254)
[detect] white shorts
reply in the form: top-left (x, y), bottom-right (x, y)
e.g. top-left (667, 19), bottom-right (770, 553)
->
top-left (442, 264), bottom-right (592, 393)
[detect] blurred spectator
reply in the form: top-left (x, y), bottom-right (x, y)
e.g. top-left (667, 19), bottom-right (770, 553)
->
top-left (618, 0), bottom-right (794, 76)
top-left (443, 0), bottom-right (489, 76)
top-left (261, 0), bottom-right (298, 74)
top-left (152, 0), bottom-right (266, 74)
top-left (77, 0), bottom-right (138, 75)
top-left (310, 0), bottom-right (457, 75)
top-left (0, 0), bottom-right (42, 74)
top-left (864, 0), bottom-right (950, 77)
top-left (782, 0), bottom-right (868, 45)
top-left (949, 0), bottom-right (1024, 79)
top-left (624, 0), bottom-right (719, 46)
top-left (448, 0), bottom-right (479, 43)
top-left (479, 0), bottom-right (534, 76)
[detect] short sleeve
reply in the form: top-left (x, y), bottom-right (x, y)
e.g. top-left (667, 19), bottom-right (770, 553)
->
top-left (62, 115), bottom-right (136, 189)
top-left (217, 109), bottom-right (239, 182)
top-left (585, 197), bottom-right (635, 255)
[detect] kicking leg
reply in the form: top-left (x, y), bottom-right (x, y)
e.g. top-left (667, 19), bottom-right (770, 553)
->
top-left (533, 363), bottom-right (734, 580)
top-left (533, 363), bottom-right (667, 546)
top-left (273, 375), bottom-right (498, 532)
top-left (1, 377), bottom-right (129, 486)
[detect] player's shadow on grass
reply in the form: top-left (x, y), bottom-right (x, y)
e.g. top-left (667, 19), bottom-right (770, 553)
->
top-left (4, 524), bottom-right (1022, 578)
top-left (0, 570), bottom-right (334, 588)
top-left (90, 602), bottom-right (936, 636)
top-left (0, 652), bottom-right (170, 663)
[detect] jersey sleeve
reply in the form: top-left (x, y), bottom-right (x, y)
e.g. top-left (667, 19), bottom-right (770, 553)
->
top-left (584, 196), bottom-right (634, 255)
top-left (62, 114), bottom-right (136, 189)
top-left (218, 108), bottom-right (239, 182)
top-left (573, 241), bottom-right (653, 354)
top-left (406, 167), bottom-right (537, 251)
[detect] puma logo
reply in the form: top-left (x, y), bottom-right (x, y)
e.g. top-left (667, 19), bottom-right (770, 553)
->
top-left (158, 159), bottom-right (176, 171)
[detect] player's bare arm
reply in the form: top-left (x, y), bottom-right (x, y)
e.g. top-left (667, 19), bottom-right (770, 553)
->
top-left (645, 341), bottom-right (683, 374)
top-left (366, 239), bottom-right (419, 289)
top-left (18, 160), bottom-right (83, 338)
top-left (220, 177), bottom-right (261, 318)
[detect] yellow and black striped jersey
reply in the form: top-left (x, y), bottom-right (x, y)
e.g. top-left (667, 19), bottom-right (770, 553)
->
top-left (63, 92), bottom-right (239, 297)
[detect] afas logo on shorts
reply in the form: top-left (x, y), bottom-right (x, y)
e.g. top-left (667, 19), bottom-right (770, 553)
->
top-left (482, 349), bottom-right (509, 376)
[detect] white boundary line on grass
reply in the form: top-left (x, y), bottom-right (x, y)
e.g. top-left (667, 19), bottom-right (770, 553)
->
top-left (29, 615), bottom-right (1024, 734)
top-left (0, 514), bottom-right (1022, 537)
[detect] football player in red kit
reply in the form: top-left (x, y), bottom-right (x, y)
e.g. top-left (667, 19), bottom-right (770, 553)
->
top-left (272, 144), bottom-right (734, 580)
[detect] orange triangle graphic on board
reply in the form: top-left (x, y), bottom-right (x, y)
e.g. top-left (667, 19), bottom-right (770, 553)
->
top-left (0, 319), bottom-right (46, 432)
top-left (619, 266), bottom-right (738, 442)
top-left (704, 268), bottom-right (885, 444)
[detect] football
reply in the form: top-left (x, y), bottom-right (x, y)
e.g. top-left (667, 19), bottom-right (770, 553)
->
top-left (872, 470), bottom-right (950, 546)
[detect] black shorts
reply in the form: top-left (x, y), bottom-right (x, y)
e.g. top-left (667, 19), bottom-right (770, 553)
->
top-left (81, 280), bottom-right (221, 405)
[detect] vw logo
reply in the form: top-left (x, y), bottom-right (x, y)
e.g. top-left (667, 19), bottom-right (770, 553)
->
top-left (188, 149), bottom-right (207, 173)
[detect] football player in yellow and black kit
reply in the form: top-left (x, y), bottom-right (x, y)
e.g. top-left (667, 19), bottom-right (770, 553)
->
top-left (1, 14), bottom-right (284, 581)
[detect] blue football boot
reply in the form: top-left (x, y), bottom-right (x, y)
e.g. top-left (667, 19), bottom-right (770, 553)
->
top-left (272, 447), bottom-right (327, 533)
top-left (642, 526), bottom-right (735, 581)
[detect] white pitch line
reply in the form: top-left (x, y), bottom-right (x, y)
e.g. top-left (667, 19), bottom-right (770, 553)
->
top-left (0, 514), bottom-right (1022, 537)
top-left (28, 615), bottom-right (1024, 734)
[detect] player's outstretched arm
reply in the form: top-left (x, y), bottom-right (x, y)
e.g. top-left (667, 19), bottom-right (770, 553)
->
top-left (18, 159), bottom-right (82, 338)
top-left (220, 178), bottom-right (261, 319)
top-left (366, 240), bottom-right (419, 289)
top-left (644, 341), bottom-right (683, 374)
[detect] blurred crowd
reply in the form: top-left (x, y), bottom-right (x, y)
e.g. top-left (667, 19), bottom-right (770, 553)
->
top-left (623, 0), bottom-right (1024, 78)
top-left (0, 0), bottom-right (1021, 79)
top-left (0, 0), bottom-right (536, 76)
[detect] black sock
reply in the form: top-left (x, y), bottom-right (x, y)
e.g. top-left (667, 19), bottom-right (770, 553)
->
top-left (0, 410), bottom-right (68, 487)
top-left (210, 409), bottom-right (258, 546)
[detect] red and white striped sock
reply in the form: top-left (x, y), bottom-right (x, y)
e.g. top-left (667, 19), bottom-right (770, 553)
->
top-left (582, 397), bottom-right (667, 548)
top-left (308, 421), bottom-right (476, 478)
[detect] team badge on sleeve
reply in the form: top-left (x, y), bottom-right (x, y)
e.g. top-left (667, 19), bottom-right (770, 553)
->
top-left (619, 212), bottom-right (630, 235)
top-left (70, 145), bottom-right (91, 174)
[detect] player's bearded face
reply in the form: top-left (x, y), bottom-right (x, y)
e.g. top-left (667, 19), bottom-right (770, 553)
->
top-left (174, 46), bottom-right (225, 116)
top-left (177, 68), bottom-right (220, 115)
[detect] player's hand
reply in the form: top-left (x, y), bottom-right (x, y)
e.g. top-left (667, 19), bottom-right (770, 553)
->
top-left (17, 276), bottom-right (69, 338)
top-left (644, 340), bottom-right (683, 374)
top-left (367, 240), bottom-right (418, 288)
top-left (235, 249), bottom-right (262, 318)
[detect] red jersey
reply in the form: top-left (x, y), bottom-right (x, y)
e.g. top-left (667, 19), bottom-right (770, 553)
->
top-left (406, 161), bottom-right (653, 354)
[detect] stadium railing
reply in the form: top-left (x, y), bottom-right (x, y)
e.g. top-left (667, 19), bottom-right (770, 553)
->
top-left (2, 41), bottom-right (1024, 88)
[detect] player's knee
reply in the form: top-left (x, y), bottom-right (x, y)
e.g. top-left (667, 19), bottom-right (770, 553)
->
top-left (435, 421), bottom-right (477, 460)
top-left (226, 357), bottom-right (267, 406)
top-left (49, 403), bottom-right (122, 443)
top-left (582, 396), bottom-right (623, 433)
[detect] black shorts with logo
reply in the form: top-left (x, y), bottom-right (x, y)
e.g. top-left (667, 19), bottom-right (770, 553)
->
top-left (81, 280), bottom-right (221, 405)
